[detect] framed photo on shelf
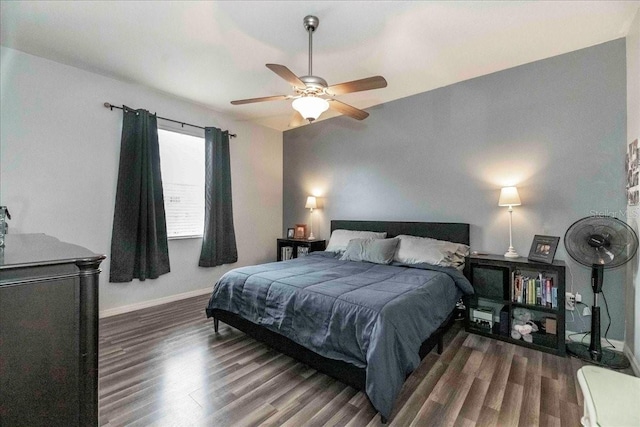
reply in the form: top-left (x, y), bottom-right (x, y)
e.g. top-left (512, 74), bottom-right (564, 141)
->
top-left (286, 228), bottom-right (295, 238)
top-left (528, 235), bottom-right (560, 264)
top-left (294, 224), bottom-right (307, 239)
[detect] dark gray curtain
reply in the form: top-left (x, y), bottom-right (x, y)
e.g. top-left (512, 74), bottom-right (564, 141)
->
top-left (199, 127), bottom-right (238, 267)
top-left (110, 106), bottom-right (170, 282)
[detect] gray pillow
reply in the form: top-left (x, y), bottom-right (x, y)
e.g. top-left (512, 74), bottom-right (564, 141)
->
top-left (325, 229), bottom-right (387, 252)
top-left (340, 238), bottom-right (400, 265)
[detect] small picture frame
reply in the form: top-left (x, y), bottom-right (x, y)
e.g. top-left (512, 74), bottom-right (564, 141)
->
top-left (294, 224), bottom-right (307, 239)
top-left (528, 235), bottom-right (560, 264)
top-left (286, 228), bottom-right (295, 239)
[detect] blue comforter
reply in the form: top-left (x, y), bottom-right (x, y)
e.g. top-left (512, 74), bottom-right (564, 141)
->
top-left (206, 252), bottom-right (473, 418)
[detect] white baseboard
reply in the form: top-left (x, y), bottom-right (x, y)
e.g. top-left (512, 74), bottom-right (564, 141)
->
top-left (624, 346), bottom-right (640, 376)
top-left (99, 287), bottom-right (212, 318)
top-left (565, 330), bottom-right (625, 353)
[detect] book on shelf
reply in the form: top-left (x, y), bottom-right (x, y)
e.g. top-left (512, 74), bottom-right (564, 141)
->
top-left (281, 246), bottom-right (293, 260)
top-left (512, 270), bottom-right (557, 309)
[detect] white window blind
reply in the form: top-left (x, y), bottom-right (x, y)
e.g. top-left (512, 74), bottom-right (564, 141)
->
top-left (158, 129), bottom-right (205, 239)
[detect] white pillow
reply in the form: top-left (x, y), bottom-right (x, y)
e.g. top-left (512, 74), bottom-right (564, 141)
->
top-left (325, 229), bottom-right (387, 253)
top-left (393, 235), bottom-right (470, 269)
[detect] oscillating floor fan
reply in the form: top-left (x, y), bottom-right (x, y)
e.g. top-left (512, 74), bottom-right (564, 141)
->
top-left (564, 216), bottom-right (638, 369)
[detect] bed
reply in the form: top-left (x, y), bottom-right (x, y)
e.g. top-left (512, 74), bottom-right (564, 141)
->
top-left (205, 220), bottom-right (473, 421)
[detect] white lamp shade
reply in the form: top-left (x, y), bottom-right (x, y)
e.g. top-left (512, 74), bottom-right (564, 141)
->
top-left (498, 186), bottom-right (521, 206)
top-left (292, 97), bottom-right (329, 121)
top-left (305, 196), bottom-right (317, 210)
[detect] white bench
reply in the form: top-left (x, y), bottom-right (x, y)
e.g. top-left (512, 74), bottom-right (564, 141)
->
top-left (577, 366), bottom-right (640, 427)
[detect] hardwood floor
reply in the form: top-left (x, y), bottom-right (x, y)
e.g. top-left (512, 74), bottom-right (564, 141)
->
top-left (99, 294), bottom-right (593, 426)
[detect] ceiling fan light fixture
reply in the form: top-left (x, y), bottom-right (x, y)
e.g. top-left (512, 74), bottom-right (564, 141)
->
top-left (292, 96), bottom-right (329, 122)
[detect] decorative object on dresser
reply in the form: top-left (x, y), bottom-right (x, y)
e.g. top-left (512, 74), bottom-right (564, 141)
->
top-left (276, 238), bottom-right (326, 261)
top-left (305, 196), bottom-right (317, 240)
top-left (498, 186), bottom-right (522, 258)
top-left (286, 227), bottom-right (295, 238)
top-left (0, 234), bottom-right (105, 426)
top-left (294, 223), bottom-right (307, 239)
top-left (466, 253), bottom-right (566, 356)
top-left (564, 216), bottom-right (638, 369)
top-left (527, 235), bottom-right (560, 264)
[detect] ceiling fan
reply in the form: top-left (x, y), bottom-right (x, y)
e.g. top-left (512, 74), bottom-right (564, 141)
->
top-left (230, 15), bottom-right (388, 126)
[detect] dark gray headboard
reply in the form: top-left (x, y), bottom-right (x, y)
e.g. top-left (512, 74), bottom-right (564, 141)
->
top-left (330, 220), bottom-right (470, 245)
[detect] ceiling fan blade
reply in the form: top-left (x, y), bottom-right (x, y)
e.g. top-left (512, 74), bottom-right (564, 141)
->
top-left (326, 76), bottom-right (387, 95)
top-left (266, 64), bottom-right (306, 88)
top-left (230, 95), bottom-right (290, 105)
top-left (289, 111), bottom-right (307, 128)
top-left (328, 99), bottom-right (369, 120)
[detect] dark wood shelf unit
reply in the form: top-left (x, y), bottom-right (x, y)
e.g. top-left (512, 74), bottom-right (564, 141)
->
top-left (276, 238), bottom-right (326, 261)
top-left (465, 254), bottom-right (566, 356)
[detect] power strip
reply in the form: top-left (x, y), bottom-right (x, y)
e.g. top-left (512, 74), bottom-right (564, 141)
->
top-left (566, 292), bottom-right (575, 311)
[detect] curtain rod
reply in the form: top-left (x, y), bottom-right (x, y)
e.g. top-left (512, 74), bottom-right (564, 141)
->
top-left (103, 103), bottom-right (237, 138)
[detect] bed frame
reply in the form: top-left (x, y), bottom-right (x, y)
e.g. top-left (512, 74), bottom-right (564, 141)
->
top-left (209, 220), bottom-right (470, 421)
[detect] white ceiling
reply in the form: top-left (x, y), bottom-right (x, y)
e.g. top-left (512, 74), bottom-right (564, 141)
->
top-left (1, 1), bottom-right (638, 131)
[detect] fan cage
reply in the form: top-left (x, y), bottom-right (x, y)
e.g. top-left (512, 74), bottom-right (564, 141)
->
top-left (564, 216), bottom-right (638, 269)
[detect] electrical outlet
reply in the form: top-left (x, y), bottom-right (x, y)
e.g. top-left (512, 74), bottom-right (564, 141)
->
top-left (583, 306), bottom-right (591, 316)
top-left (565, 292), bottom-right (575, 311)
top-left (575, 293), bottom-right (582, 303)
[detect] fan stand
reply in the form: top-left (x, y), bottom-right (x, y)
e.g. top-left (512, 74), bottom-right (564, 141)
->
top-left (566, 264), bottom-right (630, 369)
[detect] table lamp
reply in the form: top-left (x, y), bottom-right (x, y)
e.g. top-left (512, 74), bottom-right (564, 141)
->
top-left (499, 186), bottom-right (521, 258)
top-left (305, 196), bottom-right (317, 240)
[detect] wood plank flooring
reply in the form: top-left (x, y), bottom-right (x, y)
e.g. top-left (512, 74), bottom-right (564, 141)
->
top-left (99, 294), bottom-right (594, 426)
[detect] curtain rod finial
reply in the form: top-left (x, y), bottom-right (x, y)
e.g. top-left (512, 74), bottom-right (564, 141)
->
top-left (104, 102), bottom-right (113, 110)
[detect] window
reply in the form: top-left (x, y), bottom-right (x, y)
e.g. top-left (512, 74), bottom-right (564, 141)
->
top-left (157, 129), bottom-right (205, 239)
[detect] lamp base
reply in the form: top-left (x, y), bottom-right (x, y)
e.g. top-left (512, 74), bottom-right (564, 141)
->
top-left (308, 233), bottom-right (315, 240)
top-left (504, 248), bottom-right (519, 258)
top-left (566, 342), bottom-right (630, 370)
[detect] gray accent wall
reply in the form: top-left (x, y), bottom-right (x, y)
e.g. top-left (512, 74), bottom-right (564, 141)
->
top-left (284, 39), bottom-right (628, 339)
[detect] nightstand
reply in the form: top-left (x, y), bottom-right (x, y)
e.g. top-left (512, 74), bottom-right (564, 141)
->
top-left (277, 238), bottom-right (326, 261)
top-left (465, 254), bottom-right (566, 356)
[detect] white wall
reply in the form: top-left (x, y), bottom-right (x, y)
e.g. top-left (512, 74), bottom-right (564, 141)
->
top-left (0, 46), bottom-right (283, 314)
top-left (625, 8), bottom-right (640, 373)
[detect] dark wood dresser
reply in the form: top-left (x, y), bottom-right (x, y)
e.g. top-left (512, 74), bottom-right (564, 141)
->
top-left (0, 234), bottom-right (105, 426)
